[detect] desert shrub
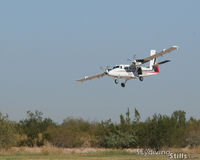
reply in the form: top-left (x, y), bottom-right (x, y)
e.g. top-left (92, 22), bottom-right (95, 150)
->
top-left (1, 108), bottom-right (200, 149)
top-left (103, 130), bottom-right (137, 148)
top-left (19, 110), bottom-right (55, 146)
top-left (134, 111), bottom-right (187, 149)
top-left (62, 117), bottom-right (91, 132)
top-left (44, 118), bottom-right (100, 148)
top-left (44, 126), bottom-right (84, 148)
top-left (185, 117), bottom-right (200, 147)
top-left (186, 130), bottom-right (200, 147)
top-left (96, 109), bottom-right (137, 148)
top-left (0, 113), bottom-right (18, 148)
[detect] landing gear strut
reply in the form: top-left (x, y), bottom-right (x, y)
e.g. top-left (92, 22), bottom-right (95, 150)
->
top-left (139, 77), bottom-right (143, 81)
top-left (114, 79), bottom-right (119, 84)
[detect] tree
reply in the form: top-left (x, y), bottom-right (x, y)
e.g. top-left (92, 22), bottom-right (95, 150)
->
top-left (134, 108), bottom-right (140, 124)
top-left (19, 110), bottom-right (55, 146)
top-left (44, 126), bottom-right (84, 148)
top-left (171, 110), bottom-right (186, 128)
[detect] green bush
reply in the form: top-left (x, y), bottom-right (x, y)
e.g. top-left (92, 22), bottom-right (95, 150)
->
top-left (19, 110), bottom-right (55, 146)
top-left (103, 130), bottom-right (137, 148)
top-left (0, 113), bottom-right (18, 148)
top-left (44, 126), bottom-right (84, 148)
top-left (1, 109), bottom-right (200, 149)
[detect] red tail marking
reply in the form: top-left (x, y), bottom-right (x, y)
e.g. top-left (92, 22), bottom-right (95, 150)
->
top-left (154, 64), bottom-right (160, 73)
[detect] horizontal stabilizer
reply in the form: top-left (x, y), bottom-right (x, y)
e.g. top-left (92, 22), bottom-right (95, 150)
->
top-left (158, 60), bottom-right (170, 65)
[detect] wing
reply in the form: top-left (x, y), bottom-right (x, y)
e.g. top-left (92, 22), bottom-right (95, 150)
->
top-left (77, 73), bottom-right (106, 82)
top-left (142, 46), bottom-right (179, 64)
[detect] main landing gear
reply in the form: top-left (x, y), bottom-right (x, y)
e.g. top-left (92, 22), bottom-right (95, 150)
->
top-left (114, 77), bottom-right (143, 88)
top-left (121, 79), bottom-right (128, 88)
top-left (114, 79), bottom-right (119, 84)
top-left (139, 77), bottom-right (143, 81)
top-left (114, 78), bottom-right (126, 87)
top-left (121, 83), bottom-right (125, 87)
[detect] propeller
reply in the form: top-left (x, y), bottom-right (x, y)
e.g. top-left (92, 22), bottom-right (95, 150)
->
top-left (99, 66), bottom-right (104, 71)
top-left (100, 66), bottom-right (111, 74)
top-left (127, 54), bottom-right (137, 62)
top-left (127, 54), bottom-right (144, 67)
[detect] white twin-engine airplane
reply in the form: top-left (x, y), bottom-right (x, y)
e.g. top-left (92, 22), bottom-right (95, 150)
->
top-left (77, 46), bottom-right (179, 87)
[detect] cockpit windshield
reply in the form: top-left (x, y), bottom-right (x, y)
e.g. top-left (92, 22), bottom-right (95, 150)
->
top-left (113, 66), bottom-right (119, 69)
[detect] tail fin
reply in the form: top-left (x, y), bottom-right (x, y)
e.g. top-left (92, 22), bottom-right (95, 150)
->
top-left (149, 50), bottom-right (157, 70)
top-left (153, 64), bottom-right (160, 73)
top-left (152, 60), bottom-right (170, 73)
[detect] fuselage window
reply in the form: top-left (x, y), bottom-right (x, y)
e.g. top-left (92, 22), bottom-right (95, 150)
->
top-left (113, 66), bottom-right (119, 69)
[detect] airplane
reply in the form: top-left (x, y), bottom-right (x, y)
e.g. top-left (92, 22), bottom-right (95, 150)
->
top-left (77, 46), bottom-right (179, 87)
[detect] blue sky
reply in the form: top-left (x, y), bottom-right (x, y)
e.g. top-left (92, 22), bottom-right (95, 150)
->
top-left (0, 0), bottom-right (199, 122)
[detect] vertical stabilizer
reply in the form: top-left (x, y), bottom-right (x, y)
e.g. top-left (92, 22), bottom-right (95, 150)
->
top-left (149, 50), bottom-right (156, 69)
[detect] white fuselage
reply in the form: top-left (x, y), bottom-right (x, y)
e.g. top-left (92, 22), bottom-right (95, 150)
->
top-left (107, 64), bottom-right (159, 79)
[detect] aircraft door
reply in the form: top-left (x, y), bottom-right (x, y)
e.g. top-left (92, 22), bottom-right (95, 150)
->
top-left (137, 67), bottom-right (142, 75)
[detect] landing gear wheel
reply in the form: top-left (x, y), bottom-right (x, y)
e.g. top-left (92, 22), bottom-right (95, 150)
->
top-left (121, 83), bottom-right (125, 88)
top-left (114, 79), bottom-right (119, 84)
top-left (139, 77), bottom-right (143, 81)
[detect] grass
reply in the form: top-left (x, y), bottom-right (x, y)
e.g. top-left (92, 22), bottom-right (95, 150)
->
top-left (0, 147), bottom-right (199, 160)
top-left (0, 153), bottom-right (168, 160)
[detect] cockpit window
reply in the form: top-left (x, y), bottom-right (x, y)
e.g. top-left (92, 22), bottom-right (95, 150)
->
top-left (113, 66), bottom-right (119, 69)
